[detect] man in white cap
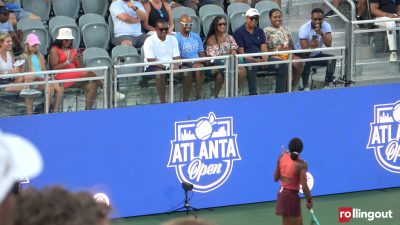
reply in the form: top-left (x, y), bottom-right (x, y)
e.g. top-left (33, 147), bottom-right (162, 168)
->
top-left (233, 8), bottom-right (287, 95)
top-left (0, 130), bottom-right (43, 225)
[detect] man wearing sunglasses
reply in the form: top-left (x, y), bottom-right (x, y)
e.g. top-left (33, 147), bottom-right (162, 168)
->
top-left (0, 130), bottom-right (43, 225)
top-left (176, 14), bottom-right (207, 101)
top-left (143, 18), bottom-right (183, 103)
top-left (233, 8), bottom-right (287, 95)
top-left (295, 8), bottom-right (335, 90)
top-left (110, 0), bottom-right (149, 48)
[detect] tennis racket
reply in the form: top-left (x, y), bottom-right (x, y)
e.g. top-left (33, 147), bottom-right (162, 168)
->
top-left (310, 209), bottom-right (321, 225)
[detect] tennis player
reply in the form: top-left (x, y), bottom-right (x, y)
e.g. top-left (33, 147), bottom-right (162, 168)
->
top-left (274, 137), bottom-right (313, 225)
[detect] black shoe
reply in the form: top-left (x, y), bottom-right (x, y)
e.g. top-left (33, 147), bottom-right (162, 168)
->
top-left (325, 10), bottom-right (338, 18)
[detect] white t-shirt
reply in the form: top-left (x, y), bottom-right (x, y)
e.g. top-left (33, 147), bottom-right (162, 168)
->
top-left (0, 51), bottom-right (13, 73)
top-left (143, 34), bottom-right (180, 68)
top-left (294, 20), bottom-right (332, 57)
top-left (109, 0), bottom-right (145, 37)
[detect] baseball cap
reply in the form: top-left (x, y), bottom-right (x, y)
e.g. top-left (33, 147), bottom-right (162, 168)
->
top-left (0, 6), bottom-right (11, 14)
top-left (0, 130), bottom-right (43, 203)
top-left (245, 8), bottom-right (260, 17)
top-left (25, 33), bottom-right (41, 46)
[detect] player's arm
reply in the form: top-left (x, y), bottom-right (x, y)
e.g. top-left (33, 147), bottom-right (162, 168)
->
top-left (273, 159), bottom-right (280, 182)
top-left (299, 161), bottom-right (313, 209)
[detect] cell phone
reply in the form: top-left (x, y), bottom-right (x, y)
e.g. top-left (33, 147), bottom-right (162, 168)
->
top-left (312, 35), bottom-right (318, 41)
top-left (77, 48), bottom-right (84, 54)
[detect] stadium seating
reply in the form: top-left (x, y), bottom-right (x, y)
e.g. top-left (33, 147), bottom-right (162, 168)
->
top-left (82, 0), bottom-right (109, 17)
top-left (83, 47), bottom-right (113, 77)
top-left (172, 6), bottom-right (201, 34)
top-left (17, 19), bottom-right (49, 55)
top-left (199, 5), bottom-right (228, 36)
top-left (79, 14), bottom-right (110, 49)
top-left (255, 1), bottom-right (280, 28)
top-left (49, 16), bottom-right (81, 49)
top-left (52, 0), bottom-right (81, 19)
top-left (21, 0), bottom-right (51, 22)
top-left (227, 3), bottom-right (250, 32)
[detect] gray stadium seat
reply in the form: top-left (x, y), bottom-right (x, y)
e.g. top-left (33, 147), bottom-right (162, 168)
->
top-left (83, 47), bottom-right (113, 77)
top-left (108, 15), bottom-right (114, 39)
top-left (52, 0), bottom-right (81, 19)
top-left (79, 14), bottom-right (110, 49)
top-left (199, 5), bottom-right (227, 36)
top-left (17, 19), bottom-right (49, 55)
top-left (49, 16), bottom-right (81, 49)
top-left (21, 0), bottom-right (51, 22)
top-left (111, 45), bottom-right (143, 89)
top-left (202, 13), bottom-right (228, 36)
top-left (227, 3), bottom-right (249, 32)
top-left (255, 1), bottom-right (279, 29)
top-left (172, 6), bottom-right (200, 34)
top-left (82, 0), bottom-right (109, 17)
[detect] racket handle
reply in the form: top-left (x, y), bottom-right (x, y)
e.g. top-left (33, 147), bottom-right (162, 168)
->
top-left (310, 209), bottom-right (314, 214)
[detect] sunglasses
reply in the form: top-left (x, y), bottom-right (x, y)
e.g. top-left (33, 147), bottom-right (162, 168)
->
top-left (217, 22), bottom-right (227, 26)
top-left (157, 27), bottom-right (169, 32)
top-left (180, 22), bottom-right (193, 27)
top-left (157, 9), bottom-right (164, 18)
top-left (312, 17), bottom-right (323, 21)
top-left (248, 16), bottom-right (259, 21)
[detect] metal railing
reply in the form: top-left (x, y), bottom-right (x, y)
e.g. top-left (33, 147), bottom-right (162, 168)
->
top-left (0, 66), bottom-right (108, 114)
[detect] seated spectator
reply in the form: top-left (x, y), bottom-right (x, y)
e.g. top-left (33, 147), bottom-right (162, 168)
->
top-left (15, 186), bottom-right (111, 225)
top-left (143, 0), bottom-right (174, 34)
top-left (233, 8), bottom-right (287, 95)
top-left (162, 218), bottom-right (216, 225)
top-left (205, 15), bottom-right (246, 97)
top-left (0, 6), bottom-right (22, 54)
top-left (0, 130), bottom-right (43, 225)
top-left (110, 0), bottom-right (149, 48)
top-left (370, 0), bottom-right (399, 62)
top-left (143, 18), bottom-right (181, 103)
top-left (0, 32), bottom-right (41, 115)
top-left (49, 28), bottom-right (99, 110)
top-left (176, 14), bottom-right (205, 100)
top-left (325, 0), bottom-right (366, 20)
top-left (20, 33), bottom-right (63, 113)
top-left (0, 0), bottom-right (41, 27)
top-left (295, 8), bottom-right (336, 89)
top-left (264, 8), bottom-right (303, 91)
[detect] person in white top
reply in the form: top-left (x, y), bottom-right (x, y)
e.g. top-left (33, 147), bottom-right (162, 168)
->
top-left (143, 18), bottom-right (183, 103)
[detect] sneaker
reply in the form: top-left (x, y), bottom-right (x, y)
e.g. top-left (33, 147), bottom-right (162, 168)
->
top-left (116, 91), bottom-right (126, 100)
top-left (390, 52), bottom-right (397, 62)
top-left (303, 87), bottom-right (310, 91)
top-left (19, 88), bottom-right (42, 98)
top-left (325, 10), bottom-right (338, 18)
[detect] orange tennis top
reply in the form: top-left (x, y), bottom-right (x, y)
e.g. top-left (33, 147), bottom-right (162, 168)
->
top-left (279, 152), bottom-right (300, 191)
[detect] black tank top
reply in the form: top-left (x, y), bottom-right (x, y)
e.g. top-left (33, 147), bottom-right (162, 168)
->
top-left (148, 1), bottom-right (169, 28)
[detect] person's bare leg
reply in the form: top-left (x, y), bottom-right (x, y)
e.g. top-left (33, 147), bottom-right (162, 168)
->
top-left (121, 40), bottom-right (133, 46)
top-left (357, 0), bottom-right (366, 17)
top-left (80, 81), bottom-right (97, 110)
top-left (292, 55), bottom-right (303, 89)
top-left (156, 75), bottom-right (166, 103)
top-left (213, 73), bottom-right (224, 97)
top-left (182, 73), bottom-right (192, 101)
top-left (82, 71), bottom-right (103, 88)
top-left (24, 97), bottom-right (33, 115)
top-left (193, 63), bottom-right (204, 99)
top-left (52, 84), bottom-right (64, 112)
top-left (332, 0), bottom-right (340, 8)
top-left (238, 67), bottom-right (247, 87)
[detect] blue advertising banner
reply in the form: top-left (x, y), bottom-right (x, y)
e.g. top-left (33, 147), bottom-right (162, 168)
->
top-left (0, 84), bottom-right (399, 218)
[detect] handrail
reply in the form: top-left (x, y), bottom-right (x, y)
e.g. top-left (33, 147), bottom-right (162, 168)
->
top-left (322, 0), bottom-right (350, 22)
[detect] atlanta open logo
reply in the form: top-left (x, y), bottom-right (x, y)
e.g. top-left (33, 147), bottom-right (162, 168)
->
top-left (167, 112), bottom-right (241, 193)
top-left (367, 100), bottom-right (400, 173)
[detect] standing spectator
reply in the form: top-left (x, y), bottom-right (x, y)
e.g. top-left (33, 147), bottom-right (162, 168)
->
top-left (143, 19), bottom-right (181, 103)
top-left (0, 130), bottom-right (43, 225)
top-left (295, 8), bottom-right (336, 89)
top-left (264, 8), bottom-right (303, 91)
top-left (370, 0), bottom-right (400, 62)
top-left (176, 14), bottom-right (205, 100)
top-left (0, 6), bottom-right (22, 54)
top-left (143, 0), bottom-right (174, 33)
top-left (110, 0), bottom-right (149, 48)
top-left (325, 0), bottom-right (366, 20)
top-left (274, 138), bottom-right (313, 225)
top-left (233, 8), bottom-right (287, 95)
top-left (205, 15), bottom-right (246, 97)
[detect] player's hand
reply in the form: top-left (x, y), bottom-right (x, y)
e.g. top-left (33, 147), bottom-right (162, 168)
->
top-left (306, 200), bottom-right (313, 209)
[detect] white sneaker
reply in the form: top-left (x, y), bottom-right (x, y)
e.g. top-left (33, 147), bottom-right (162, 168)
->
top-left (116, 91), bottom-right (126, 100)
top-left (20, 88), bottom-right (42, 98)
top-left (390, 52), bottom-right (397, 62)
top-left (303, 87), bottom-right (310, 91)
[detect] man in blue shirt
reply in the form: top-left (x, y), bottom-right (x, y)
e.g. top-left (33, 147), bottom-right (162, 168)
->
top-left (295, 8), bottom-right (335, 89)
top-left (0, 6), bottom-right (22, 53)
top-left (233, 8), bottom-right (287, 95)
top-left (176, 14), bottom-right (206, 100)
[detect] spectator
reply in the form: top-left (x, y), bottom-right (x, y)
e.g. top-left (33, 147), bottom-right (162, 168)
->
top-left (178, 0), bottom-right (223, 12)
top-left (0, 0), bottom-right (41, 27)
top-left (143, 0), bottom-right (174, 33)
top-left (162, 218), bottom-right (216, 225)
top-left (20, 33), bottom-right (63, 113)
top-left (14, 186), bottom-right (111, 225)
top-left (325, 0), bottom-right (366, 20)
top-left (110, 0), bottom-right (149, 48)
top-left (295, 8), bottom-right (336, 89)
top-left (370, 0), bottom-right (400, 62)
top-left (0, 6), bottom-right (22, 54)
top-left (0, 130), bottom-right (43, 225)
top-left (176, 14), bottom-right (205, 100)
top-left (49, 28), bottom-right (98, 110)
top-left (264, 8), bottom-right (303, 91)
top-left (205, 15), bottom-right (246, 97)
top-left (0, 32), bottom-right (40, 115)
top-left (233, 8), bottom-right (287, 95)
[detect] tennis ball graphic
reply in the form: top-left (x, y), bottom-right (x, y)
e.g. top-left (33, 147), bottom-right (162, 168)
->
top-left (195, 112), bottom-right (216, 140)
top-left (393, 103), bottom-right (400, 122)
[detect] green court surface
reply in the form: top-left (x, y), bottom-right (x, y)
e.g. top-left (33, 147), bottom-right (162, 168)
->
top-left (112, 188), bottom-right (400, 225)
